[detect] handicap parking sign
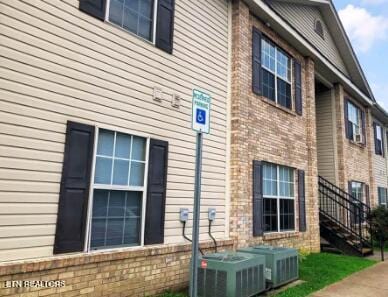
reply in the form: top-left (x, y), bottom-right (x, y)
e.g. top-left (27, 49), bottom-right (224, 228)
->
top-left (192, 90), bottom-right (211, 134)
top-left (196, 109), bottom-right (206, 125)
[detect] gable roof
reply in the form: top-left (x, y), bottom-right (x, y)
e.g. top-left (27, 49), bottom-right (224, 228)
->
top-left (269, 1), bottom-right (350, 75)
top-left (245, 0), bottom-right (375, 105)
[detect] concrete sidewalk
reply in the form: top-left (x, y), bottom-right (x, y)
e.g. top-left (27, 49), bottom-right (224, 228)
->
top-left (311, 260), bottom-right (388, 297)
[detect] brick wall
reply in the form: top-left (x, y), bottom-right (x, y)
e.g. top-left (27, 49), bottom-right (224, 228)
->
top-left (334, 84), bottom-right (375, 205)
top-left (0, 240), bottom-right (233, 297)
top-left (229, 0), bottom-right (320, 252)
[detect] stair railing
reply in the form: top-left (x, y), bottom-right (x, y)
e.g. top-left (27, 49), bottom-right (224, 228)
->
top-left (318, 176), bottom-right (372, 252)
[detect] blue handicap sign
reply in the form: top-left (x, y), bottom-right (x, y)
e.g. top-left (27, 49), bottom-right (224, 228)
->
top-left (196, 108), bottom-right (206, 124)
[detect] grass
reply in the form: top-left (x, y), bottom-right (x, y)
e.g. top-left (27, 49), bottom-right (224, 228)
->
top-left (274, 253), bottom-right (376, 297)
top-left (157, 253), bottom-right (376, 297)
top-left (373, 240), bottom-right (388, 251)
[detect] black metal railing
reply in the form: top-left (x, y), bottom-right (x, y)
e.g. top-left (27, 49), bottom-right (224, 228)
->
top-left (318, 176), bottom-right (372, 252)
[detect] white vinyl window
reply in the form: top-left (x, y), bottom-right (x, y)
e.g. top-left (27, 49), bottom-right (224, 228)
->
top-left (261, 38), bottom-right (293, 109)
top-left (106, 0), bottom-right (158, 42)
top-left (351, 181), bottom-right (364, 202)
top-left (89, 129), bottom-right (148, 250)
top-left (348, 101), bottom-right (362, 142)
top-left (262, 163), bottom-right (295, 233)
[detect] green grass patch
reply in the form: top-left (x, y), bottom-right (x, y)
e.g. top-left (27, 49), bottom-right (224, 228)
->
top-left (274, 253), bottom-right (376, 297)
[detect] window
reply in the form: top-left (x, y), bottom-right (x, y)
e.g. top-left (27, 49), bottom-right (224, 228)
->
top-left (378, 187), bottom-right (387, 207)
top-left (350, 181), bottom-right (366, 224)
top-left (90, 129), bottom-right (148, 250)
top-left (314, 20), bottom-right (324, 39)
top-left (107, 0), bottom-right (157, 42)
top-left (263, 163), bottom-right (295, 232)
top-left (347, 101), bottom-right (363, 143)
top-left (374, 123), bottom-right (384, 156)
top-left (351, 181), bottom-right (364, 201)
top-left (261, 38), bottom-right (292, 109)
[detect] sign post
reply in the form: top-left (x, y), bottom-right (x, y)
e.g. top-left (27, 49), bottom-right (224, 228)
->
top-left (190, 90), bottom-right (211, 297)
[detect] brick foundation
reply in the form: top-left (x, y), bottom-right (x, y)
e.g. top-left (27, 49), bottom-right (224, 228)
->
top-left (0, 240), bottom-right (233, 297)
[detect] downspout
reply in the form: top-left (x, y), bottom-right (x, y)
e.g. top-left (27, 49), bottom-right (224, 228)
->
top-left (224, 0), bottom-right (233, 241)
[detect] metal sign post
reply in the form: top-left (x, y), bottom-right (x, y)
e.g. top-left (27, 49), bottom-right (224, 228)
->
top-left (190, 132), bottom-right (203, 297)
top-left (190, 90), bottom-right (211, 297)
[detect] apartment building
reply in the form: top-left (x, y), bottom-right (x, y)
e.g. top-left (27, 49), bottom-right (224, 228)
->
top-left (229, 0), bottom-right (380, 256)
top-left (0, 0), bottom-right (231, 296)
top-left (0, 0), bottom-right (388, 296)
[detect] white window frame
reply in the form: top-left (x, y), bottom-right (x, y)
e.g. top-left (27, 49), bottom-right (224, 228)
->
top-left (351, 181), bottom-right (364, 203)
top-left (105, 0), bottom-right (159, 44)
top-left (261, 38), bottom-right (293, 108)
top-left (84, 126), bottom-right (150, 253)
top-left (348, 101), bottom-right (362, 143)
top-left (263, 164), bottom-right (296, 234)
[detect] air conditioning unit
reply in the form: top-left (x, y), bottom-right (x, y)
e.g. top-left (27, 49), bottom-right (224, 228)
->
top-left (355, 134), bottom-right (362, 143)
top-left (238, 245), bottom-right (298, 288)
top-left (192, 252), bottom-right (266, 297)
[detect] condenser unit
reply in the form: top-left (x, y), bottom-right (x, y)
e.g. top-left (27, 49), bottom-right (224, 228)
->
top-left (238, 245), bottom-right (298, 288)
top-left (193, 252), bottom-right (266, 297)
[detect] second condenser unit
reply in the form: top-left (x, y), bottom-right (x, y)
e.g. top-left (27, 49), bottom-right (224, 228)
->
top-left (238, 245), bottom-right (299, 288)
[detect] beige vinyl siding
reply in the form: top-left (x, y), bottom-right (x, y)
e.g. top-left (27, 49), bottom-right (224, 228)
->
top-left (373, 120), bottom-right (388, 191)
top-left (269, 1), bottom-right (349, 76)
top-left (316, 89), bottom-right (337, 184)
top-left (0, 0), bottom-right (229, 261)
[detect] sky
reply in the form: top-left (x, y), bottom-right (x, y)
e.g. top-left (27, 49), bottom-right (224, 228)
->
top-left (332, 0), bottom-right (388, 110)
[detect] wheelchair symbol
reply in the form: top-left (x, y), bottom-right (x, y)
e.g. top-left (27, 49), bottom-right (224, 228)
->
top-left (196, 109), bottom-right (206, 124)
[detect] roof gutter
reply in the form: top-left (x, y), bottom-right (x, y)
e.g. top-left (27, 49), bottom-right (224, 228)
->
top-left (245, 0), bottom-right (375, 106)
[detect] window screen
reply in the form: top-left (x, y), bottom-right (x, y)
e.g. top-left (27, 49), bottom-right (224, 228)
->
top-left (109, 0), bottom-right (155, 41)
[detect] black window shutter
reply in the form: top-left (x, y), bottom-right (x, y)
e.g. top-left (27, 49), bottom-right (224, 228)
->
top-left (252, 160), bottom-right (264, 236)
top-left (386, 132), bottom-right (388, 157)
top-left (54, 121), bottom-right (95, 254)
top-left (382, 128), bottom-right (385, 157)
top-left (344, 99), bottom-right (352, 140)
top-left (298, 170), bottom-right (306, 232)
top-left (361, 110), bottom-right (366, 145)
top-left (378, 187), bottom-right (383, 205)
top-left (252, 27), bottom-right (262, 95)
top-left (155, 0), bottom-right (175, 54)
top-left (294, 61), bottom-right (303, 115)
top-left (348, 181), bottom-right (353, 197)
top-left (144, 139), bottom-right (169, 245)
top-left (79, 0), bottom-right (106, 21)
top-left (373, 122), bottom-right (379, 154)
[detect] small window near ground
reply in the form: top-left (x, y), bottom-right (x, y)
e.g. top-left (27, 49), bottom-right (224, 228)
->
top-left (107, 0), bottom-right (157, 42)
top-left (347, 101), bottom-right (363, 143)
top-left (91, 128), bottom-right (148, 250)
top-left (314, 20), bottom-right (324, 39)
top-left (263, 163), bottom-right (295, 233)
top-left (261, 38), bottom-right (292, 109)
top-left (378, 187), bottom-right (387, 207)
